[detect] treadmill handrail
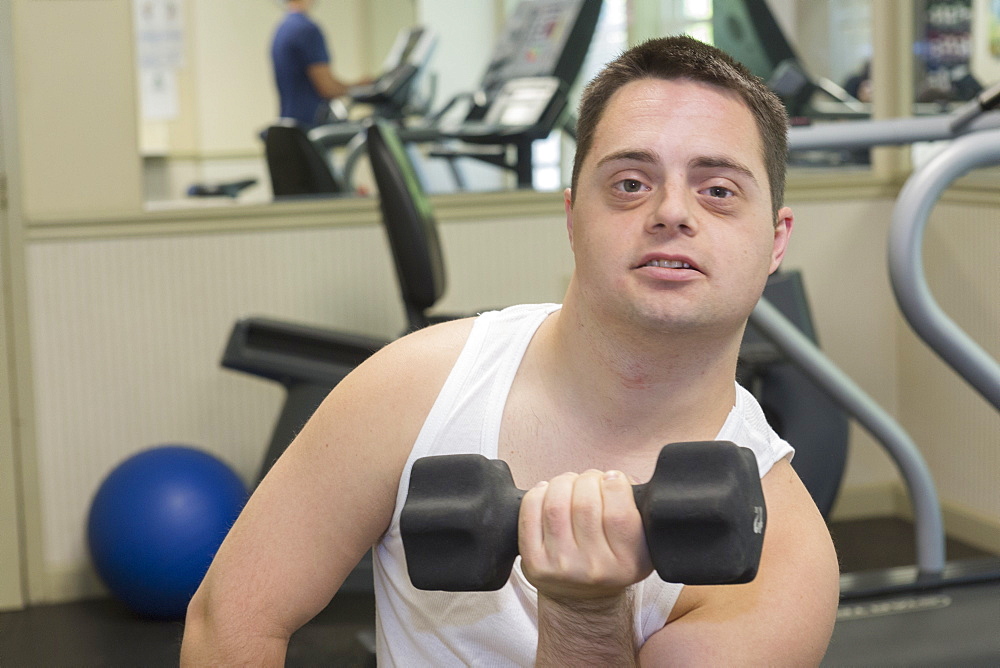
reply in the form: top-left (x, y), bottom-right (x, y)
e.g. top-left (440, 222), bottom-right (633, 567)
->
top-left (750, 299), bottom-right (946, 576)
top-left (888, 128), bottom-right (1000, 411)
top-left (788, 109), bottom-right (1000, 151)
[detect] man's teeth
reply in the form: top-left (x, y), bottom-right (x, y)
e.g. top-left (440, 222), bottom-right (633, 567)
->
top-left (645, 259), bottom-right (692, 269)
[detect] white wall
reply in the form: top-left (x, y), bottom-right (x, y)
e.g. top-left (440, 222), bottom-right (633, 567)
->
top-left (14, 0), bottom-right (143, 219)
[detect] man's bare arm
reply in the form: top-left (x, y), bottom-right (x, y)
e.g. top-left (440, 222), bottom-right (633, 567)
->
top-left (522, 469), bottom-right (653, 666)
top-left (521, 459), bottom-right (837, 666)
top-left (307, 62), bottom-right (351, 100)
top-left (181, 319), bottom-right (474, 665)
top-left (639, 458), bottom-right (839, 665)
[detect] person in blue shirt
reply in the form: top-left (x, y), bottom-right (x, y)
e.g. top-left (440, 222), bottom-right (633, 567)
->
top-left (271, 0), bottom-right (363, 127)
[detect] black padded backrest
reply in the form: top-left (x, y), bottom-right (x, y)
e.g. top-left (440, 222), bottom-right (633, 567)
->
top-left (739, 270), bottom-right (849, 518)
top-left (265, 122), bottom-right (343, 197)
top-left (366, 120), bottom-right (446, 330)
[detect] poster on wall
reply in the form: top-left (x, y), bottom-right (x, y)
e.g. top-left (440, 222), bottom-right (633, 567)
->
top-left (915, 0), bottom-right (983, 102)
top-left (138, 68), bottom-right (179, 121)
top-left (133, 0), bottom-right (184, 120)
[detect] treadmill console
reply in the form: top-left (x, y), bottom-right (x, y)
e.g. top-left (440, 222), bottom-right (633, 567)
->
top-left (350, 26), bottom-right (437, 110)
top-left (470, 0), bottom-right (600, 119)
top-left (482, 77), bottom-right (564, 129)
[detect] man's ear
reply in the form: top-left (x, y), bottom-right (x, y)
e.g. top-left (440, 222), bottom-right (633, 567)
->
top-left (769, 206), bottom-right (794, 274)
top-left (564, 187), bottom-right (575, 250)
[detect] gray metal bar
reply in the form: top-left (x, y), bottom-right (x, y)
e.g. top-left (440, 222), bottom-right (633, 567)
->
top-left (950, 81), bottom-right (1000, 132)
top-left (888, 128), bottom-right (1000, 411)
top-left (788, 111), bottom-right (1000, 151)
top-left (749, 298), bottom-right (946, 576)
top-left (341, 132), bottom-right (370, 191)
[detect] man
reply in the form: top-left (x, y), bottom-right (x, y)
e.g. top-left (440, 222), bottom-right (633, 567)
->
top-left (271, 0), bottom-right (361, 127)
top-left (183, 36), bottom-right (840, 665)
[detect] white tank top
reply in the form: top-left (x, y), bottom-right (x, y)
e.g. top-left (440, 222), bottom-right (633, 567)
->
top-left (373, 304), bottom-right (794, 667)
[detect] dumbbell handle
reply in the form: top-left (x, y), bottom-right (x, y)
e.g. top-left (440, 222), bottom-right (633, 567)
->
top-left (401, 441), bottom-right (766, 591)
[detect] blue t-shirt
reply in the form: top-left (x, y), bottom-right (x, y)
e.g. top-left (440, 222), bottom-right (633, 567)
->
top-left (271, 12), bottom-right (331, 127)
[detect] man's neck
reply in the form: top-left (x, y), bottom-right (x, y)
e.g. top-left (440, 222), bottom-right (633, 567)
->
top-left (543, 294), bottom-right (743, 446)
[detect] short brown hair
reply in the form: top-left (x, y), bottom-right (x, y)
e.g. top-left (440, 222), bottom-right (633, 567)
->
top-left (571, 36), bottom-right (789, 219)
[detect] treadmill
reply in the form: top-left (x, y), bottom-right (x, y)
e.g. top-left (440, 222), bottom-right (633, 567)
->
top-left (349, 0), bottom-right (603, 190)
top-left (307, 25), bottom-right (439, 153)
top-left (760, 88), bottom-right (1000, 665)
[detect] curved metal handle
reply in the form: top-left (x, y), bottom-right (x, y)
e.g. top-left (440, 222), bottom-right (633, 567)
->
top-left (888, 129), bottom-right (1000, 411)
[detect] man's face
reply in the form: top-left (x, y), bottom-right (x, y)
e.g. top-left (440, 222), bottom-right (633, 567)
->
top-left (565, 77), bottom-right (792, 339)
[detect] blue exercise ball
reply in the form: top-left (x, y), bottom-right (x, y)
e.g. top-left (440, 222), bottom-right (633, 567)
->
top-left (87, 445), bottom-right (249, 619)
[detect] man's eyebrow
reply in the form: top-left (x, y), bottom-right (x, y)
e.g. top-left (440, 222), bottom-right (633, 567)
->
top-left (595, 149), bottom-right (661, 169)
top-left (595, 150), bottom-right (759, 185)
top-left (691, 156), bottom-right (759, 186)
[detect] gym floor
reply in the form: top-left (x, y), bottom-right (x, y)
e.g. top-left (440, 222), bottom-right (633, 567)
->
top-left (0, 517), bottom-right (995, 667)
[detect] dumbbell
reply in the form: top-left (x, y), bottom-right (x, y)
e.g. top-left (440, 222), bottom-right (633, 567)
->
top-left (400, 440), bottom-right (766, 592)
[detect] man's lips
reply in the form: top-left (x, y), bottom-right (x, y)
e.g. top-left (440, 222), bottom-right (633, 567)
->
top-left (634, 254), bottom-right (703, 273)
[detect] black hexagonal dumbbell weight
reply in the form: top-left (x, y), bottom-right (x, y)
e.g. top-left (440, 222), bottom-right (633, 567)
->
top-left (400, 440), bottom-right (767, 591)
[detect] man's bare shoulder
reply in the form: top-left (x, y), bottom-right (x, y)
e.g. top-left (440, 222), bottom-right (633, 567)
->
top-left (357, 316), bottom-right (476, 386)
top-left (322, 316), bottom-right (478, 426)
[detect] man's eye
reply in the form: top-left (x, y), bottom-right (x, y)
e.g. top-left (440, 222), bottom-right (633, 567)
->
top-left (618, 179), bottom-right (644, 193)
top-left (706, 185), bottom-right (734, 198)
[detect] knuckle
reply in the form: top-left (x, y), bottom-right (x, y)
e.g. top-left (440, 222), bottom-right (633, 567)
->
top-left (542, 496), bottom-right (569, 524)
top-left (602, 509), bottom-right (634, 537)
top-left (604, 499), bottom-right (637, 525)
top-left (572, 490), bottom-right (602, 516)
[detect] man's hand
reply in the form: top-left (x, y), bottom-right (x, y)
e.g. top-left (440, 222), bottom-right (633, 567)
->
top-left (519, 469), bottom-right (653, 666)
top-left (519, 469), bottom-right (653, 597)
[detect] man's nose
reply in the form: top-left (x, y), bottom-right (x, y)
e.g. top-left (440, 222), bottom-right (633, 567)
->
top-left (647, 182), bottom-right (698, 236)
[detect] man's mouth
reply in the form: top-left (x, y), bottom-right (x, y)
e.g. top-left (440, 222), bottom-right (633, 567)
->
top-left (642, 259), bottom-right (693, 269)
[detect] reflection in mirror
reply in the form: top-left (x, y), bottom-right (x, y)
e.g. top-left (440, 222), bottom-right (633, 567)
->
top-left (134, 0), bottom-right (629, 206)
top-left (143, 1), bottom-right (1000, 205)
top-left (134, 0), bottom-right (414, 209)
top-left (326, 0), bottom-right (611, 197)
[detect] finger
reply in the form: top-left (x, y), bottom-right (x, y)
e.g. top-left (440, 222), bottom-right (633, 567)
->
top-left (518, 480), bottom-right (548, 565)
top-left (601, 470), bottom-right (652, 571)
top-left (539, 472), bottom-right (579, 558)
top-left (569, 470), bottom-right (608, 553)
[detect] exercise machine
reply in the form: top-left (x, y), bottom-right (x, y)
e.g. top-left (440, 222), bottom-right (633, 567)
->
top-left (221, 117), bottom-right (482, 593)
top-left (308, 24), bottom-right (438, 145)
top-left (713, 0), bottom-right (869, 120)
top-left (265, 119), bottom-right (347, 198)
top-left (757, 85), bottom-right (1000, 665)
top-left (265, 25), bottom-right (438, 198)
top-left (418, 0), bottom-right (601, 189)
top-left (327, 0), bottom-right (602, 191)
